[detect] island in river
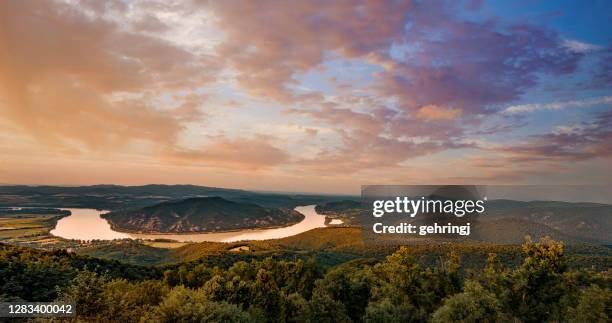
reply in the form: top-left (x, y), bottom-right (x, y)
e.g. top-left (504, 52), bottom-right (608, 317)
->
top-left (102, 196), bottom-right (305, 234)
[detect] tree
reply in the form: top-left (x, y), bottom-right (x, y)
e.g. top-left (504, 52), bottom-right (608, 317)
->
top-left (283, 293), bottom-right (308, 323)
top-left (149, 286), bottom-right (249, 322)
top-left (507, 237), bottom-right (568, 322)
top-left (303, 291), bottom-right (351, 323)
top-left (101, 279), bottom-right (169, 322)
top-left (431, 280), bottom-right (508, 322)
top-left (249, 268), bottom-right (284, 321)
top-left (565, 284), bottom-right (611, 323)
top-left (59, 270), bottom-right (109, 320)
top-left (312, 263), bottom-right (372, 321)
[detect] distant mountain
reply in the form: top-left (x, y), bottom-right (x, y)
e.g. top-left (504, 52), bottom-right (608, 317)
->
top-left (315, 200), bottom-right (364, 226)
top-left (472, 218), bottom-right (590, 244)
top-left (484, 200), bottom-right (612, 244)
top-left (0, 184), bottom-right (352, 210)
top-left (315, 199), bottom-right (612, 245)
top-left (315, 200), bottom-right (363, 213)
top-left (102, 197), bottom-right (305, 233)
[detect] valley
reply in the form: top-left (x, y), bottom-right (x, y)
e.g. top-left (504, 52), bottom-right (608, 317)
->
top-left (1, 184), bottom-right (610, 270)
top-left (1, 185), bottom-right (610, 322)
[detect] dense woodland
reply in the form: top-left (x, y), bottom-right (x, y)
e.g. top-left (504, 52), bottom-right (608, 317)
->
top-left (1, 237), bottom-right (610, 322)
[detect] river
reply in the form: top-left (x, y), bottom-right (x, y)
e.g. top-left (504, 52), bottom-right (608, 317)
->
top-left (49, 205), bottom-right (325, 243)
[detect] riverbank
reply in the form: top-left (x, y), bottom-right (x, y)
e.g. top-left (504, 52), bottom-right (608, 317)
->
top-left (51, 205), bottom-right (328, 243)
top-left (104, 213), bottom-right (306, 235)
top-left (0, 208), bottom-right (88, 250)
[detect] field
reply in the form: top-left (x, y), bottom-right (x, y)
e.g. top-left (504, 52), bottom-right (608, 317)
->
top-left (0, 211), bottom-right (70, 248)
top-left (0, 209), bottom-right (121, 251)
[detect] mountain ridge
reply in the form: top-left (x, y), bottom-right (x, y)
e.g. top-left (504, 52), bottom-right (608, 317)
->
top-left (102, 196), bottom-right (305, 233)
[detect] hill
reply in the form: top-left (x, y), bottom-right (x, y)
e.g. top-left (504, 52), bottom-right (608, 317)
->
top-left (485, 200), bottom-right (612, 244)
top-left (4, 237), bottom-right (610, 322)
top-left (316, 199), bottom-right (612, 245)
top-left (0, 184), bottom-right (352, 210)
top-left (315, 200), bottom-right (363, 225)
top-left (75, 227), bottom-right (612, 271)
top-left (102, 197), bottom-right (305, 233)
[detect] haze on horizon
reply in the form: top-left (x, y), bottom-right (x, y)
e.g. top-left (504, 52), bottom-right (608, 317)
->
top-left (1, 0), bottom-right (611, 194)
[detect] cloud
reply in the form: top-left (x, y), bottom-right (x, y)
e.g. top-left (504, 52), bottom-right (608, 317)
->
top-left (291, 105), bottom-right (389, 136)
top-left (376, 9), bottom-right (581, 115)
top-left (498, 109), bottom-right (612, 162)
top-left (206, 0), bottom-right (412, 102)
top-left (170, 135), bottom-right (289, 170)
top-left (562, 39), bottom-right (602, 53)
top-left (505, 96), bottom-right (612, 113)
top-left (206, 0), bottom-right (581, 115)
top-left (201, 0), bottom-right (587, 176)
top-left (0, 0), bottom-right (218, 151)
top-left (591, 47), bottom-right (612, 88)
top-left (416, 105), bottom-right (462, 120)
top-left (132, 14), bottom-right (169, 33)
top-left (0, 0), bottom-right (610, 186)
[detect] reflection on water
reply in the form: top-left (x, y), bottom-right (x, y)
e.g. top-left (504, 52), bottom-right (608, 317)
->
top-left (50, 208), bottom-right (130, 240)
top-left (50, 205), bottom-right (325, 242)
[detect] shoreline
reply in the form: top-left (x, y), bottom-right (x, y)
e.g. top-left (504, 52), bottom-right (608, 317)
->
top-left (40, 205), bottom-right (328, 243)
top-left (104, 214), bottom-right (307, 236)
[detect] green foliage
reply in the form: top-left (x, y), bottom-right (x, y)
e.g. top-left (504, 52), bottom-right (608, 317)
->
top-left (78, 240), bottom-right (172, 265)
top-left (147, 286), bottom-right (249, 322)
top-left (59, 270), bottom-right (109, 318)
top-left (74, 228), bottom-right (611, 273)
top-left (101, 279), bottom-right (170, 322)
top-left (0, 243), bottom-right (162, 302)
top-left (564, 284), bottom-right (611, 322)
top-left (512, 237), bottom-right (568, 322)
top-left (313, 262), bottom-right (373, 321)
top-left (431, 280), bottom-right (508, 322)
top-left (361, 248), bottom-right (463, 322)
top-left (479, 237), bottom-right (571, 322)
top-left (2, 238), bottom-right (610, 322)
top-left (0, 248), bottom-right (75, 301)
top-left (302, 291), bottom-right (351, 323)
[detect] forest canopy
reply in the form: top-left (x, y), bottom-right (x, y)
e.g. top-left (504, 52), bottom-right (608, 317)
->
top-left (1, 238), bottom-right (610, 322)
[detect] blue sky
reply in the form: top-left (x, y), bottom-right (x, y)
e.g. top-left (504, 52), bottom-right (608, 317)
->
top-left (0, 0), bottom-right (610, 193)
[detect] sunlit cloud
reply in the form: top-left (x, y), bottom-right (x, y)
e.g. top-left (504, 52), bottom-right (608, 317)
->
top-left (0, 0), bottom-right (611, 193)
top-left (416, 105), bottom-right (462, 120)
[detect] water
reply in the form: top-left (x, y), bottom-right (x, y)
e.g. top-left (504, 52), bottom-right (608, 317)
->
top-left (50, 208), bottom-right (130, 240)
top-left (50, 205), bottom-right (325, 242)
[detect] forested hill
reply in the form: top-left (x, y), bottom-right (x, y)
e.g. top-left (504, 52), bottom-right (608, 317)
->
top-left (102, 197), bottom-right (305, 233)
top-left (1, 239), bottom-right (609, 322)
top-left (0, 184), bottom-right (353, 210)
top-left (315, 199), bottom-right (612, 244)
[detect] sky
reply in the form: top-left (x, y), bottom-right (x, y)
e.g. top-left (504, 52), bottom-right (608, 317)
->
top-left (0, 0), bottom-right (611, 194)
